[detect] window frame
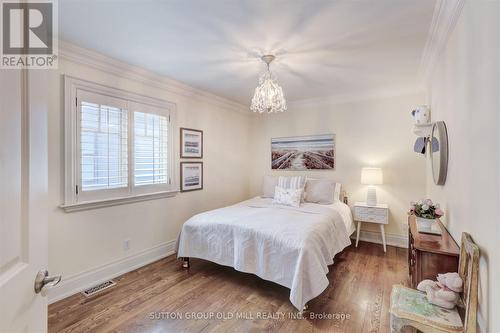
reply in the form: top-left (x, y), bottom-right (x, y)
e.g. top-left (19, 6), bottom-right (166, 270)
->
top-left (62, 75), bottom-right (178, 211)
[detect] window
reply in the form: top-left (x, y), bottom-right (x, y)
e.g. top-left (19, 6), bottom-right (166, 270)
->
top-left (133, 111), bottom-right (169, 186)
top-left (80, 101), bottom-right (128, 192)
top-left (63, 77), bottom-right (177, 210)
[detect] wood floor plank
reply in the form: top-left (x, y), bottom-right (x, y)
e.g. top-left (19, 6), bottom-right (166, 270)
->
top-left (48, 242), bottom-right (408, 333)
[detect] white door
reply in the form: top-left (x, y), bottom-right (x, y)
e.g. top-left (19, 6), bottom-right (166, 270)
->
top-left (0, 69), bottom-right (50, 332)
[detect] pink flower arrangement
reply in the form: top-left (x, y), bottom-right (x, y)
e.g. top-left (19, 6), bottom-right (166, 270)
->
top-left (409, 199), bottom-right (444, 219)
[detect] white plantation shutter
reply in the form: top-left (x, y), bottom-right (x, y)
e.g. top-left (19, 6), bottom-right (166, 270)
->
top-left (134, 111), bottom-right (169, 186)
top-left (80, 101), bottom-right (128, 191)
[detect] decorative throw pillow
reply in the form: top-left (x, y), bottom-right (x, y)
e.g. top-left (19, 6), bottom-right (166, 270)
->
top-left (277, 175), bottom-right (306, 202)
top-left (304, 178), bottom-right (336, 204)
top-left (262, 175), bottom-right (279, 198)
top-left (277, 176), bottom-right (306, 190)
top-left (273, 186), bottom-right (303, 208)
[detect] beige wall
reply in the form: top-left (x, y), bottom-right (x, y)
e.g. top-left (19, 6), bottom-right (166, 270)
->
top-left (425, 1), bottom-right (500, 332)
top-left (249, 93), bottom-right (426, 239)
top-left (48, 58), bottom-right (251, 279)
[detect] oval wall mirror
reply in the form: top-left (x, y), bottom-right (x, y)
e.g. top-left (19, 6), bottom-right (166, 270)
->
top-left (430, 121), bottom-right (448, 185)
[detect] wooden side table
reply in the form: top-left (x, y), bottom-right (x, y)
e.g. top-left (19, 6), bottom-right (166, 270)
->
top-left (408, 215), bottom-right (460, 288)
top-left (353, 202), bottom-right (389, 252)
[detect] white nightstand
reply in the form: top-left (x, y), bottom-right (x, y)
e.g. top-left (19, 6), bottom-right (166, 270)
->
top-left (353, 202), bottom-right (389, 252)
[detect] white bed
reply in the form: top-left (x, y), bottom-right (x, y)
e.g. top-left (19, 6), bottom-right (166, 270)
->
top-left (176, 196), bottom-right (355, 310)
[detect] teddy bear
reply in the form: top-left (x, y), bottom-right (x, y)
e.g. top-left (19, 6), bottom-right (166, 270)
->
top-left (417, 272), bottom-right (463, 309)
top-left (437, 272), bottom-right (463, 292)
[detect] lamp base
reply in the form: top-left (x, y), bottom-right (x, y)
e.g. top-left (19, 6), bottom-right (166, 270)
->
top-left (366, 186), bottom-right (377, 206)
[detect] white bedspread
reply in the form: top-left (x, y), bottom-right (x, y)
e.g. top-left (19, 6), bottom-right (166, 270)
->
top-left (176, 197), bottom-right (354, 310)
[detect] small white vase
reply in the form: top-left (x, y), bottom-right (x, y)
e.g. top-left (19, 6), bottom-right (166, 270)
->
top-left (416, 216), bottom-right (436, 228)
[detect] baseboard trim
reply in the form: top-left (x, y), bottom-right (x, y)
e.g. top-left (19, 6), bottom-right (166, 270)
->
top-left (352, 230), bottom-right (408, 249)
top-left (48, 240), bottom-right (177, 304)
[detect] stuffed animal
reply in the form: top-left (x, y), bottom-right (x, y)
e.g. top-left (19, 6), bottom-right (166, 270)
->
top-left (416, 273), bottom-right (463, 310)
top-left (437, 272), bottom-right (463, 292)
top-left (417, 279), bottom-right (439, 293)
top-left (426, 288), bottom-right (459, 309)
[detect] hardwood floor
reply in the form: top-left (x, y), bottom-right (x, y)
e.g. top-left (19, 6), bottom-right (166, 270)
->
top-left (48, 242), bottom-right (409, 333)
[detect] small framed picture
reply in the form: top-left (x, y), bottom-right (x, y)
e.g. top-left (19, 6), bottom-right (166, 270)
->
top-left (180, 128), bottom-right (203, 158)
top-left (180, 162), bottom-right (203, 192)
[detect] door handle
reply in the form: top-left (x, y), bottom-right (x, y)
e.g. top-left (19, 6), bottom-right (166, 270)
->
top-left (34, 269), bottom-right (62, 296)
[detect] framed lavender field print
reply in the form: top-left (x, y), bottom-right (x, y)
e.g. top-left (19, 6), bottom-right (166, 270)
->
top-left (180, 162), bottom-right (203, 192)
top-left (271, 134), bottom-right (335, 170)
top-left (180, 128), bottom-right (203, 158)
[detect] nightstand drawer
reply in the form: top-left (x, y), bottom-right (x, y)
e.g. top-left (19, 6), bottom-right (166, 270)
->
top-left (354, 205), bottom-right (388, 224)
top-left (355, 213), bottom-right (387, 223)
top-left (356, 206), bottom-right (386, 216)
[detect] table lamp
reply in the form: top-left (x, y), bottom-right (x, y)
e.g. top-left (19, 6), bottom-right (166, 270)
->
top-left (361, 167), bottom-right (383, 206)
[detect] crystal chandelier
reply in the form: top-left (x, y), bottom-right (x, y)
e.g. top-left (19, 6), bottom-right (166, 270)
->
top-left (250, 55), bottom-right (287, 113)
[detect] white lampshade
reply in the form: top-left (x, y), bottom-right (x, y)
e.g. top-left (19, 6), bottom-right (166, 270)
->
top-left (361, 167), bottom-right (383, 185)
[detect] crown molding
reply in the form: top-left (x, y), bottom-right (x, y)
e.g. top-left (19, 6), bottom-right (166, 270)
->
top-left (418, 0), bottom-right (465, 85)
top-left (58, 41), bottom-right (250, 115)
top-left (286, 85), bottom-right (423, 109)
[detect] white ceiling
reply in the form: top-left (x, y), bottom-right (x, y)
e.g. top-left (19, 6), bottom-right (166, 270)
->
top-left (59, 0), bottom-right (436, 106)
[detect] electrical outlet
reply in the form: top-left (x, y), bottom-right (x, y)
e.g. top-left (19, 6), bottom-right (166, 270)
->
top-left (123, 239), bottom-right (130, 251)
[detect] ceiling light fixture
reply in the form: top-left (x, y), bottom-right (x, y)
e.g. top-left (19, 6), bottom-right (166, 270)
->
top-left (250, 54), bottom-right (287, 114)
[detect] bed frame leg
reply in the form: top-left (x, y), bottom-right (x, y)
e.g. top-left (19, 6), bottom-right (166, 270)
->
top-left (182, 257), bottom-right (190, 269)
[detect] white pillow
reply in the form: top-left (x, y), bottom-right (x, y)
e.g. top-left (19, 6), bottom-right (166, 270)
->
top-left (277, 175), bottom-right (306, 202)
top-left (273, 186), bottom-right (303, 208)
top-left (277, 175), bottom-right (306, 190)
top-left (305, 178), bottom-right (342, 203)
top-left (304, 178), bottom-right (336, 204)
top-left (335, 183), bottom-right (342, 202)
